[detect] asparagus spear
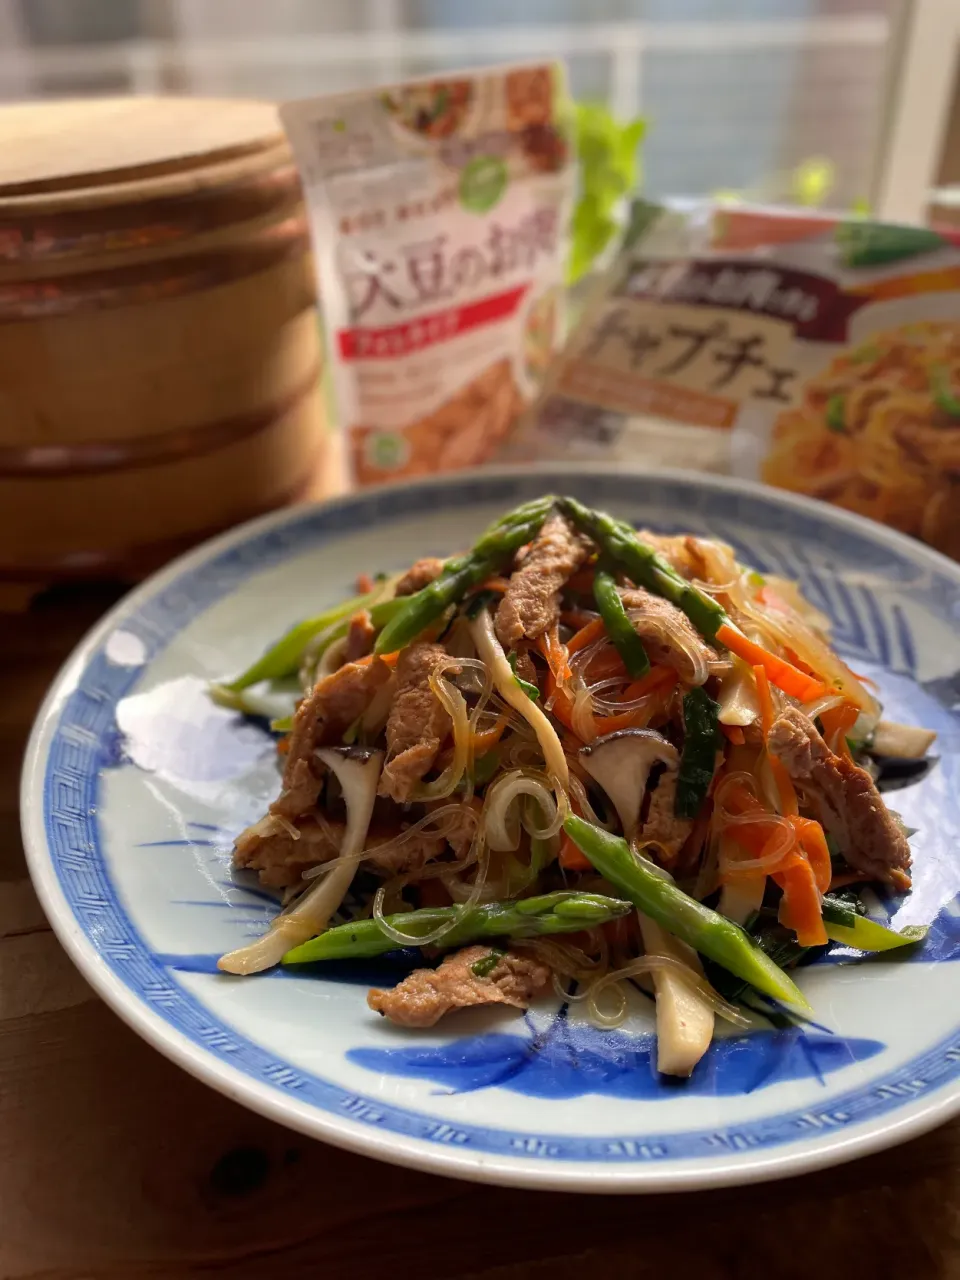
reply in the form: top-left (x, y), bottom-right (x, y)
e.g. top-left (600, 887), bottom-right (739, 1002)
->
top-left (562, 815), bottom-right (812, 1012)
top-left (374, 496), bottom-right (558, 655)
top-left (281, 889), bottom-right (632, 964)
top-left (593, 564), bottom-right (651, 678)
top-left (218, 594), bottom-right (405, 693)
top-left (559, 496), bottom-right (727, 642)
top-left (704, 919), bottom-right (813, 1006)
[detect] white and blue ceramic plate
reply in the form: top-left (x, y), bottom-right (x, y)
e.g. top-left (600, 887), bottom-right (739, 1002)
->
top-left (21, 466), bottom-right (960, 1192)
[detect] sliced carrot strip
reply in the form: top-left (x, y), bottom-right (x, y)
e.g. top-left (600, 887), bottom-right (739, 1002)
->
top-left (722, 825), bottom-right (796, 881)
top-left (775, 856), bottom-right (828, 947)
top-left (820, 701), bottom-right (859, 761)
top-left (353, 649), bottom-right (401, 669)
top-left (721, 724), bottom-right (746, 745)
top-left (564, 617), bottom-right (606, 656)
top-left (546, 648), bottom-right (675, 742)
top-left (559, 793), bottom-right (592, 870)
top-left (590, 668), bottom-right (679, 735)
top-left (623, 666), bottom-right (678, 702)
top-left (784, 647), bottom-right (820, 679)
top-left (537, 622), bottom-right (573, 685)
top-left (720, 778), bottom-right (826, 941)
top-left (470, 714), bottom-right (509, 755)
top-left (583, 648), bottom-right (628, 683)
top-left (789, 816), bottom-right (832, 894)
top-left (559, 832), bottom-right (592, 871)
top-left (717, 623), bottom-right (826, 703)
top-left (727, 821), bottom-right (780, 859)
top-left (545, 683), bottom-right (576, 734)
top-left (591, 708), bottom-right (648, 735)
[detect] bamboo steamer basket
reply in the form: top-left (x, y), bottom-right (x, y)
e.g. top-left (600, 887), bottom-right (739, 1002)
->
top-left (0, 97), bottom-right (327, 600)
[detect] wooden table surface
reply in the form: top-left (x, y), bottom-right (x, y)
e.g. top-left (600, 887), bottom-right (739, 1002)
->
top-left (4, 472), bottom-right (960, 1278)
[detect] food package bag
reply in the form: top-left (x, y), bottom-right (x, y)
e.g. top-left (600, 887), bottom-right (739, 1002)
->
top-left (281, 64), bottom-right (575, 487)
top-left (499, 199), bottom-right (740, 473)
top-left (506, 200), bottom-right (960, 559)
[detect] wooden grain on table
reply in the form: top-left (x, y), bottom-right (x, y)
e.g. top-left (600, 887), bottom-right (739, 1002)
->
top-left (3, 465), bottom-right (960, 1278)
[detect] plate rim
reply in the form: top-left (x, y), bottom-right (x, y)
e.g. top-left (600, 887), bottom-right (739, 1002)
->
top-left (20, 462), bottom-right (960, 1192)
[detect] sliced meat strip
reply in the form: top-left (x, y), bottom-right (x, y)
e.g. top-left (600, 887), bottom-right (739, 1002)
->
top-left (768, 705), bottom-right (911, 889)
top-left (495, 513), bottom-right (588, 648)
top-left (274, 657), bottom-right (392, 819)
top-left (344, 609), bottom-right (376, 663)
top-left (235, 814), bottom-right (342, 888)
top-left (368, 946), bottom-right (551, 1027)
top-left (640, 769), bottom-right (691, 864)
top-left (234, 814), bottom-right (449, 888)
top-left (619, 586), bottom-right (719, 685)
top-left (277, 655), bottom-right (391, 814)
top-left (379, 643), bottom-right (459, 803)
top-left (395, 557), bottom-right (446, 597)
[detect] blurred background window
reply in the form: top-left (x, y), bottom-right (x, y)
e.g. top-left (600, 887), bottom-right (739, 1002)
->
top-left (0, 0), bottom-right (957, 223)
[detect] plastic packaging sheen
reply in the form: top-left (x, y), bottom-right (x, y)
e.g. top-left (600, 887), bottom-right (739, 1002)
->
top-left (281, 65), bottom-right (575, 487)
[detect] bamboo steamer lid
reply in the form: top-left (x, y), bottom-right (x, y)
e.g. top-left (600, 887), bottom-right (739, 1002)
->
top-left (0, 97), bottom-right (327, 602)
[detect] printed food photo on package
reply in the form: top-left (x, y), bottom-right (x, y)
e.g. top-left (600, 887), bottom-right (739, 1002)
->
top-left (758, 320), bottom-right (960, 552)
top-left (730, 220), bottom-right (960, 559)
top-left (281, 63), bottom-right (575, 486)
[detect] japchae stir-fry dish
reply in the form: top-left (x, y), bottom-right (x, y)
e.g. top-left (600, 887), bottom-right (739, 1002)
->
top-left (211, 496), bottom-right (935, 1078)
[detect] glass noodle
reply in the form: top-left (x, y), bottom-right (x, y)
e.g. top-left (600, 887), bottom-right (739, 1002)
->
top-left (687, 535), bottom-right (877, 718)
top-left (411, 657), bottom-right (492, 802)
top-left (625, 610), bottom-right (710, 686)
top-left (515, 939), bottom-right (750, 1030)
top-left (372, 828), bottom-right (491, 947)
top-left (514, 935), bottom-right (609, 1002)
top-left (300, 802), bottom-right (479, 881)
top-left (584, 955), bottom-right (751, 1029)
top-left (713, 769), bottom-right (798, 873)
top-left (482, 769), bottom-right (567, 851)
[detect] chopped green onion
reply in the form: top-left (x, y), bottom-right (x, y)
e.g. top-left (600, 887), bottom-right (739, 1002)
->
top-left (471, 949), bottom-right (505, 978)
top-left (508, 652), bottom-right (540, 702)
top-left (675, 688), bottom-right (720, 819)
top-left (825, 394), bottom-right (846, 433)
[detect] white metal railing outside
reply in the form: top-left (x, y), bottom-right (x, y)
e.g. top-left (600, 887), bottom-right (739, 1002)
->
top-left (0, 15), bottom-right (890, 104)
top-left (0, 10), bottom-right (955, 221)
